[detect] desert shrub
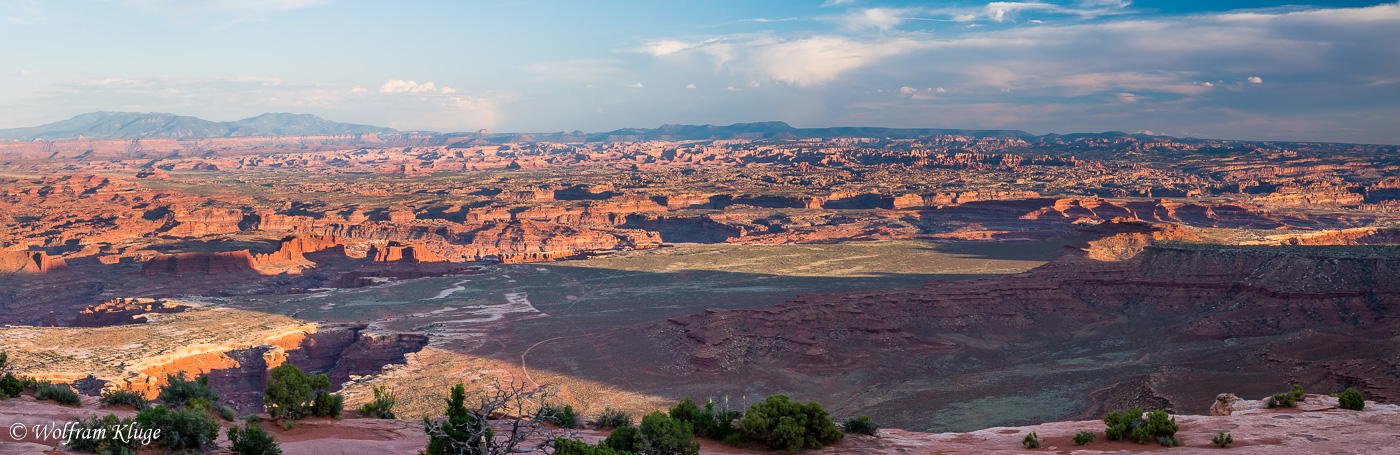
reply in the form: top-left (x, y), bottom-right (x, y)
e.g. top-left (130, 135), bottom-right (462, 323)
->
top-left (217, 403), bottom-right (239, 421)
top-left (22, 377), bottom-right (49, 393)
top-left (0, 353), bottom-right (20, 399)
top-left (1073, 431), bottom-right (1095, 445)
top-left (1022, 432), bottom-right (1041, 448)
top-left (541, 403), bottom-right (581, 429)
top-left (358, 385), bottom-right (397, 419)
top-left (594, 407), bottom-right (631, 430)
top-left (1105, 408), bottom-right (1178, 446)
top-left (553, 438), bottom-right (630, 455)
top-left (136, 405), bottom-right (221, 453)
top-left (0, 374), bottom-right (22, 398)
top-left (265, 364), bottom-right (312, 420)
top-left (265, 364), bottom-right (342, 420)
top-left (35, 383), bottom-right (82, 405)
top-left (1339, 388), bottom-right (1365, 411)
top-left (1104, 407), bottom-right (1140, 441)
top-left (99, 389), bottom-right (148, 410)
top-left (308, 373), bottom-right (341, 419)
top-left (424, 384), bottom-right (493, 455)
top-left (228, 421), bottom-right (283, 455)
top-left (841, 415), bottom-right (879, 436)
top-left (669, 397), bottom-right (741, 441)
top-left (1212, 430), bottom-right (1234, 448)
top-left (638, 411), bottom-right (699, 455)
top-left (64, 413), bottom-right (141, 455)
top-left (311, 391), bottom-right (344, 419)
top-left (602, 425), bottom-right (642, 453)
top-left (1267, 384), bottom-right (1305, 408)
top-left (737, 395), bottom-right (842, 452)
top-left (158, 373), bottom-right (218, 408)
top-left (187, 397), bottom-right (214, 413)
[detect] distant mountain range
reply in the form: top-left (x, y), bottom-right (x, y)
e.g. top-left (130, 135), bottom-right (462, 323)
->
top-left (1, 112), bottom-right (1175, 143)
top-left (0, 112), bottom-right (397, 141)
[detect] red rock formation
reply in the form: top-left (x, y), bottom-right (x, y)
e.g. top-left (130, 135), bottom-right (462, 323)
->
top-left (367, 241), bottom-right (445, 263)
top-left (71, 298), bottom-right (188, 327)
top-left (141, 250), bottom-right (258, 276)
top-left (1065, 218), bottom-right (1201, 261)
top-left (253, 234), bottom-right (345, 265)
top-left (0, 250), bottom-right (66, 274)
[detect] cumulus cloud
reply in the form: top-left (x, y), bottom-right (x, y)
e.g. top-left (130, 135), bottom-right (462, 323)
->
top-left (899, 86), bottom-right (917, 94)
top-left (684, 83), bottom-right (696, 89)
top-left (844, 8), bottom-right (911, 31)
top-left (1247, 76), bottom-right (1263, 84)
top-left (379, 79), bottom-right (440, 93)
top-left (629, 82), bottom-right (645, 88)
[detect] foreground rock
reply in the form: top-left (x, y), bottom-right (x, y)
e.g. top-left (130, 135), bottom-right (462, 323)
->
top-left (0, 393), bottom-right (1395, 454)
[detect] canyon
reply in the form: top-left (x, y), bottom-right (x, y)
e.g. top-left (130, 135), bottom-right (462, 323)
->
top-left (1, 123), bottom-right (1398, 452)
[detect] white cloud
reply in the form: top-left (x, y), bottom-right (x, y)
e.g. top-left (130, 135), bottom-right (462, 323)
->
top-left (754, 36), bottom-right (926, 86)
top-left (684, 83), bottom-right (696, 89)
top-left (637, 40), bottom-right (702, 57)
top-left (821, 0), bottom-right (856, 7)
top-left (738, 17), bottom-right (800, 23)
top-left (379, 79), bottom-right (438, 93)
top-left (229, 75), bottom-right (282, 86)
top-left (1247, 76), bottom-right (1263, 84)
top-left (349, 86), bottom-right (367, 93)
top-left (936, 87), bottom-right (947, 93)
top-left (899, 86), bottom-right (917, 94)
top-left (629, 82), bottom-right (645, 88)
top-left (844, 8), bottom-right (910, 31)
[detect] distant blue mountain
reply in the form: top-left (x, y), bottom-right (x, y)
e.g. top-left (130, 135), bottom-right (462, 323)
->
top-left (0, 112), bottom-right (396, 141)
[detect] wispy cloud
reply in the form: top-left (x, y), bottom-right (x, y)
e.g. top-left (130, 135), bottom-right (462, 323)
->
top-left (736, 17), bottom-right (800, 23)
top-left (622, 2), bottom-right (1400, 142)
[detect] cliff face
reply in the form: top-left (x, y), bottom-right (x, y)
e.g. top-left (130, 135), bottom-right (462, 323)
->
top-left (0, 251), bottom-right (66, 275)
top-left (126, 325), bottom-right (427, 413)
top-left (141, 251), bottom-right (258, 276)
top-left (631, 243), bottom-right (1400, 430)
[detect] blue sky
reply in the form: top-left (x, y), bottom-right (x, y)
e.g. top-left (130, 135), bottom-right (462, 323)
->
top-left (1, 1), bottom-right (1397, 143)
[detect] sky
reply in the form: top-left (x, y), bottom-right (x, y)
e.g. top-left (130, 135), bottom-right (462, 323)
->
top-left (1, 0), bottom-right (1397, 143)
